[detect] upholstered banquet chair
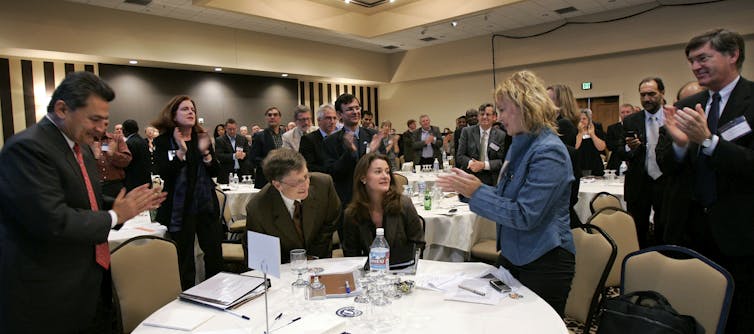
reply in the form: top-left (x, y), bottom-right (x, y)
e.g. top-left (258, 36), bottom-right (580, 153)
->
top-left (111, 236), bottom-right (181, 333)
top-left (565, 224), bottom-right (617, 332)
top-left (621, 245), bottom-right (734, 334)
top-left (587, 207), bottom-right (639, 288)
top-left (589, 191), bottom-right (622, 214)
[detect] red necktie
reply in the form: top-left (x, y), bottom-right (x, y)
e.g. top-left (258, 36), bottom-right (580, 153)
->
top-left (74, 144), bottom-right (110, 269)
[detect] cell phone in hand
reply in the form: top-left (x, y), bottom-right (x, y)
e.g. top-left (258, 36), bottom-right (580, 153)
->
top-left (625, 130), bottom-right (637, 139)
top-left (489, 279), bottom-right (511, 293)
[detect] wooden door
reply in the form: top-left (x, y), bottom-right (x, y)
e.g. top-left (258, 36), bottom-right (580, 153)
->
top-left (576, 96), bottom-right (620, 130)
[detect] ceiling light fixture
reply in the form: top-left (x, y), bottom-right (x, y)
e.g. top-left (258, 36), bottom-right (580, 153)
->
top-left (451, 21), bottom-right (458, 27)
top-left (344, 0), bottom-right (350, 3)
top-left (214, 67), bottom-right (222, 72)
top-left (281, 73), bottom-right (289, 77)
top-left (389, 0), bottom-right (395, 3)
top-left (128, 60), bottom-right (138, 64)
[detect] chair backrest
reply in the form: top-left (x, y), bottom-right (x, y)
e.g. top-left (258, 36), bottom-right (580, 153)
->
top-left (589, 191), bottom-right (622, 213)
top-left (621, 245), bottom-right (734, 334)
top-left (111, 236), bottom-right (182, 333)
top-left (587, 207), bottom-right (639, 287)
top-left (565, 224), bottom-right (617, 330)
top-left (215, 187), bottom-right (232, 228)
top-left (393, 172), bottom-right (409, 189)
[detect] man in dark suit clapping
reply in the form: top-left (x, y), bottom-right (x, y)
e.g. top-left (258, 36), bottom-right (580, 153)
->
top-left (215, 118), bottom-right (251, 184)
top-left (299, 103), bottom-right (339, 173)
top-left (0, 72), bottom-right (165, 333)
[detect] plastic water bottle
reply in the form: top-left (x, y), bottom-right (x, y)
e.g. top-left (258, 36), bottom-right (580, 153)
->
top-left (442, 150), bottom-right (448, 164)
top-left (619, 161), bottom-right (628, 176)
top-left (417, 180), bottom-right (426, 196)
top-left (433, 158), bottom-right (439, 172)
top-left (424, 187), bottom-right (432, 210)
top-left (231, 173), bottom-right (239, 188)
top-left (369, 228), bottom-right (390, 273)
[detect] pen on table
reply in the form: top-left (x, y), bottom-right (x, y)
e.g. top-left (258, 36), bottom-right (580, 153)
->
top-left (270, 317), bottom-right (302, 332)
top-left (274, 312), bottom-right (283, 321)
top-left (345, 280), bottom-right (351, 294)
top-left (224, 309), bottom-right (250, 320)
top-left (458, 284), bottom-right (486, 296)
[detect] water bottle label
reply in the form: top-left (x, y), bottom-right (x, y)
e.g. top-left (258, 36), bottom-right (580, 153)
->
top-left (369, 248), bottom-right (390, 271)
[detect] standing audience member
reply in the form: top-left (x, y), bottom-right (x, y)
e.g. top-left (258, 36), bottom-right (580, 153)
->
top-left (411, 114), bottom-right (442, 167)
top-left (377, 120), bottom-right (400, 171)
top-left (282, 105), bottom-right (313, 152)
top-left (575, 109), bottom-right (606, 176)
top-left (438, 70), bottom-right (575, 316)
top-left (286, 122), bottom-right (296, 132)
top-left (361, 109), bottom-right (377, 130)
top-left (547, 84), bottom-right (580, 147)
top-left (122, 119), bottom-right (152, 191)
top-left (300, 104), bottom-right (339, 173)
top-left (400, 119), bottom-right (418, 163)
top-left (91, 124), bottom-right (132, 197)
top-left (454, 108), bottom-right (479, 155)
top-left (251, 107), bottom-right (284, 188)
top-left (246, 149), bottom-right (340, 263)
top-left (605, 104), bottom-right (637, 170)
top-left (215, 118), bottom-right (250, 184)
top-left (676, 81), bottom-right (705, 102)
top-left (145, 125), bottom-right (158, 173)
top-left (659, 29), bottom-right (753, 333)
top-left (0, 72), bottom-right (164, 333)
top-left (342, 153), bottom-right (425, 259)
top-left (152, 95), bottom-right (223, 290)
top-left (456, 106), bottom-right (507, 186)
top-left (621, 77), bottom-right (668, 247)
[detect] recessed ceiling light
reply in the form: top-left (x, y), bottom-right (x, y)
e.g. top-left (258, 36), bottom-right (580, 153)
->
top-left (281, 73), bottom-right (289, 77)
top-left (214, 67), bottom-right (222, 72)
top-left (129, 60), bottom-right (138, 64)
top-left (389, 0), bottom-right (395, 3)
top-left (344, 0), bottom-right (350, 3)
top-left (451, 21), bottom-right (458, 27)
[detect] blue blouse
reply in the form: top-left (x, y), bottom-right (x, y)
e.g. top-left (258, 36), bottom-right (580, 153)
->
top-left (468, 128), bottom-right (575, 266)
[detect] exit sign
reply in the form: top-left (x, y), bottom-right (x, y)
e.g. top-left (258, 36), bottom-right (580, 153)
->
top-left (582, 82), bottom-right (592, 90)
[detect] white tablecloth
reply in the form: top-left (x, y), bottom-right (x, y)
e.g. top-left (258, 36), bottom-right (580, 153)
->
top-left (133, 258), bottom-right (568, 334)
top-left (411, 194), bottom-right (494, 262)
top-left (219, 184), bottom-right (260, 217)
top-left (395, 171), bottom-right (440, 188)
top-left (575, 178), bottom-right (626, 223)
top-left (108, 211), bottom-right (167, 250)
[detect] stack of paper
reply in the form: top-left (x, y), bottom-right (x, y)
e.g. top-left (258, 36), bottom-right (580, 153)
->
top-left (179, 272), bottom-right (266, 310)
top-left (142, 308), bottom-right (214, 331)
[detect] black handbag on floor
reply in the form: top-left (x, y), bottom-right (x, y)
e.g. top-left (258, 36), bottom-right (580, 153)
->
top-left (597, 290), bottom-right (703, 334)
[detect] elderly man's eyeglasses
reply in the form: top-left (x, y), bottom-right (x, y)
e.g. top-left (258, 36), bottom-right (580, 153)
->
top-left (278, 174), bottom-right (310, 188)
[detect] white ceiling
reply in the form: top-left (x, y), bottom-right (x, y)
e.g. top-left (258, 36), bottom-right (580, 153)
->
top-left (64, 0), bottom-right (706, 53)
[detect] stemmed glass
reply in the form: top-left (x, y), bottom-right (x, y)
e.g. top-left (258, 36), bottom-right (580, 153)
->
top-left (354, 276), bottom-right (372, 304)
top-left (290, 249), bottom-right (309, 303)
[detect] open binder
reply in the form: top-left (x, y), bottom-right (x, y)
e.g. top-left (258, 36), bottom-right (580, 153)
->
top-left (179, 272), bottom-right (268, 310)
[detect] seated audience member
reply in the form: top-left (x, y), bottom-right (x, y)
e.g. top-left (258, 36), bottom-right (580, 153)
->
top-left (246, 149), bottom-right (340, 263)
top-left (575, 108), bottom-right (606, 176)
top-left (342, 153), bottom-right (425, 258)
top-left (377, 120), bottom-right (400, 171)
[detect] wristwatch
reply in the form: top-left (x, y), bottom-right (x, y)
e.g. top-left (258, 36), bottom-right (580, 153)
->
top-left (701, 136), bottom-right (714, 149)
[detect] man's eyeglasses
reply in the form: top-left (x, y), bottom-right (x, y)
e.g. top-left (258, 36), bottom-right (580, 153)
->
top-left (278, 174), bottom-right (310, 188)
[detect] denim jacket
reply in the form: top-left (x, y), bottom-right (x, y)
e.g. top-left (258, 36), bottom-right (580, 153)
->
top-left (469, 128), bottom-right (575, 266)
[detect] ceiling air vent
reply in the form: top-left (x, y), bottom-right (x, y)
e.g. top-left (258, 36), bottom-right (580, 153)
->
top-left (383, 45), bottom-right (399, 50)
top-left (554, 6), bottom-right (578, 14)
top-left (420, 37), bottom-right (438, 42)
top-left (124, 0), bottom-right (152, 5)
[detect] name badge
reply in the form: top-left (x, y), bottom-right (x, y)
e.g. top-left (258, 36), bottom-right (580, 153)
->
top-left (489, 142), bottom-right (500, 152)
top-left (168, 150), bottom-right (177, 161)
top-left (101, 143), bottom-right (109, 152)
top-left (719, 115), bottom-right (752, 142)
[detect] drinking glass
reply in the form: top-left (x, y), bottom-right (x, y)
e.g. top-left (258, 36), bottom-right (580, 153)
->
top-left (290, 249), bottom-right (308, 275)
top-left (414, 165), bottom-right (421, 173)
top-left (402, 184), bottom-right (412, 197)
top-left (354, 276), bottom-right (372, 304)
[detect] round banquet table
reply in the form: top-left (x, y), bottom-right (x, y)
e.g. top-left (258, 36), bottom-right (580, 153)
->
top-left (133, 257), bottom-right (568, 334)
top-left (575, 177), bottom-right (626, 223)
top-left (108, 211), bottom-right (167, 250)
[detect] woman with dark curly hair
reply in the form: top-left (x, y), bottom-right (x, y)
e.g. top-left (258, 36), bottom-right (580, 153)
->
top-left (342, 153), bottom-right (424, 259)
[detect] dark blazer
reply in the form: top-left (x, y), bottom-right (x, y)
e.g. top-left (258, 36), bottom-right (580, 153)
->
top-left (658, 77), bottom-right (754, 256)
top-left (605, 122), bottom-right (625, 170)
top-left (215, 134), bottom-right (251, 184)
top-left (246, 173), bottom-right (341, 263)
top-left (250, 128), bottom-right (281, 189)
top-left (411, 125), bottom-right (443, 164)
top-left (299, 130), bottom-right (328, 174)
top-left (342, 196), bottom-right (425, 257)
top-left (455, 125), bottom-right (507, 186)
top-left (0, 117), bottom-right (112, 333)
top-left (620, 112), bottom-right (656, 203)
top-left (323, 127), bottom-right (377, 205)
top-left (401, 129), bottom-right (415, 162)
top-left (125, 133), bottom-right (152, 191)
top-left (152, 129), bottom-right (220, 227)
top-left (557, 116), bottom-right (578, 147)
